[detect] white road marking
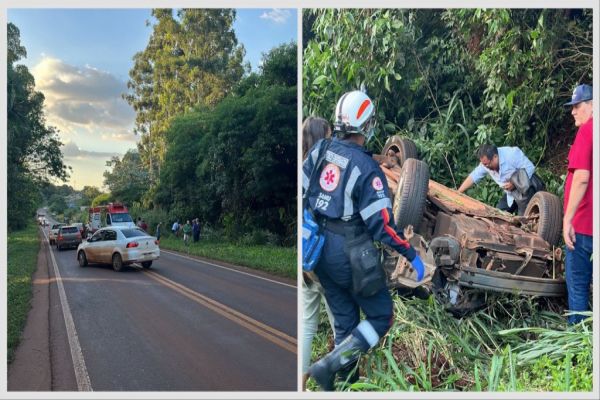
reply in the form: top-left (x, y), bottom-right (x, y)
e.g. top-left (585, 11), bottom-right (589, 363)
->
top-left (160, 249), bottom-right (297, 289)
top-left (41, 227), bottom-right (92, 391)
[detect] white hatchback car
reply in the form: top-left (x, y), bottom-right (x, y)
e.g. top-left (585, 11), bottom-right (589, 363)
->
top-left (77, 226), bottom-right (160, 272)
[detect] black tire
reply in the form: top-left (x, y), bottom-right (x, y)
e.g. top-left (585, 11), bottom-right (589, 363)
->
top-left (78, 251), bottom-right (88, 267)
top-left (382, 136), bottom-right (418, 167)
top-left (112, 253), bottom-right (123, 272)
top-left (524, 191), bottom-right (562, 246)
top-left (141, 261), bottom-right (152, 269)
top-left (393, 158), bottom-right (430, 231)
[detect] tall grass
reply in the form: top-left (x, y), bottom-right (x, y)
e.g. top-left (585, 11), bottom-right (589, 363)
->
top-left (308, 293), bottom-right (593, 392)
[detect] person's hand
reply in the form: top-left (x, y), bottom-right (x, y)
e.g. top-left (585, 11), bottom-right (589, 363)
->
top-left (502, 181), bottom-right (515, 191)
top-left (563, 218), bottom-right (576, 250)
top-left (410, 255), bottom-right (425, 282)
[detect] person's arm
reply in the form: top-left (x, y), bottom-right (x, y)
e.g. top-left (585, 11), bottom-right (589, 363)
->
top-left (563, 169), bottom-right (590, 250)
top-left (458, 175), bottom-right (474, 193)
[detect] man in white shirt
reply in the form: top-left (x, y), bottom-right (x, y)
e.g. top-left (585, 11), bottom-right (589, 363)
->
top-left (458, 144), bottom-right (542, 215)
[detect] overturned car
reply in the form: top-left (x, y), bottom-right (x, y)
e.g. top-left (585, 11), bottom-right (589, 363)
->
top-left (376, 136), bottom-right (565, 315)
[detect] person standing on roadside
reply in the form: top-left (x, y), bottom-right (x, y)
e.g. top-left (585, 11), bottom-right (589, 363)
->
top-left (562, 84), bottom-right (593, 325)
top-left (183, 220), bottom-right (192, 247)
top-left (155, 222), bottom-right (161, 242)
top-left (192, 218), bottom-right (200, 242)
top-left (303, 91), bottom-right (424, 391)
top-left (172, 220), bottom-right (179, 237)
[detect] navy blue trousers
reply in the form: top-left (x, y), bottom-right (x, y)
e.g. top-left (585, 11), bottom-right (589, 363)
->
top-left (315, 230), bottom-right (393, 346)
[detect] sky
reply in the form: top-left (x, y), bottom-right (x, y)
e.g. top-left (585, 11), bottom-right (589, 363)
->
top-left (7, 8), bottom-right (297, 190)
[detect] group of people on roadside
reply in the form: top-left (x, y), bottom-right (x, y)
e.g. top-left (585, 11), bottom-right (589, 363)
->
top-left (171, 219), bottom-right (202, 244)
top-left (302, 84), bottom-right (593, 391)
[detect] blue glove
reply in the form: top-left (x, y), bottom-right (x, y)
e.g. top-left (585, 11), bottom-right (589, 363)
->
top-left (410, 255), bottom-right (425, 282)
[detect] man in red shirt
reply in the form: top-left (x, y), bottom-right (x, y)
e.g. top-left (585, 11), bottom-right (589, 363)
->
top-left (563, 83), bottom-right (593, 325)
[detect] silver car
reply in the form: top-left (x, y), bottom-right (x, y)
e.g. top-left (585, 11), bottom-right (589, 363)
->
top-left (49, 223), bottom-right (64, 245)
top-left (77, 226), bottom-right (160, 272)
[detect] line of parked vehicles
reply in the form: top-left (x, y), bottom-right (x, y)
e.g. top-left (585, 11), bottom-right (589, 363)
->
top-left (43, 202), bottom-right (160, 272)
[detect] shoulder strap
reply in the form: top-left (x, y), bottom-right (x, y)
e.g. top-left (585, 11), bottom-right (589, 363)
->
top-left (303, 139), bottom-right (332, 209)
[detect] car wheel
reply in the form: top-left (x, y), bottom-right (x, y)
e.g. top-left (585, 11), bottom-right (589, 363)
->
top-left (393, 158), bottom-right (430, 232)
top-left (382, 136), bottom-right (418, 167)
top-left (78, 251), bottom-right (88, 267)
top-left (524, 191), bottom-right (562, 246)
top-left (112, 253), bottom-right (123, 272)
top-left (141, 261), bottom-right (152, 269)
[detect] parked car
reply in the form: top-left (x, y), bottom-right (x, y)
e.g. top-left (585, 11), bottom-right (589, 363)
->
top-left (72, 222), bottom-right (85, 237)
top-left (77, 226), bottom-right (160, 272)
top-left (56, 225), bottom-right (82, 250)
top-left (49, 223), bottom-right (64, 245)
top-left (376, 137), bottom-right (565, 316)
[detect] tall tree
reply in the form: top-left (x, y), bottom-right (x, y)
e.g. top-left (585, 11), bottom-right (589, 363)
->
top-left (103, 150), bottom-right (149, 205)
top-left (124, 9), bottom-right (246, 183)
top-left (7, 23), bottom-right (68, 230)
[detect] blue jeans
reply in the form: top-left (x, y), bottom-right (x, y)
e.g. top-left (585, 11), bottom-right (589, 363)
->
top-left (565, 233), bottom-right (593, 324)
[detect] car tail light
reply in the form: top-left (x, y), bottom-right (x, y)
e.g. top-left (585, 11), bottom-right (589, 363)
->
top-left (126, 241), bottom-right (139, 248)
top-left (58, 234), bottom-right (63, 240)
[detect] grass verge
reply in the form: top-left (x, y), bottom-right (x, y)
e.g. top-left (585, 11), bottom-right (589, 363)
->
top-left (7, 222), bottom-right (41, 363)
top-left (309, 293), bottom-right (593, 392)
top-left (158, 235), bottom-right (297, 279)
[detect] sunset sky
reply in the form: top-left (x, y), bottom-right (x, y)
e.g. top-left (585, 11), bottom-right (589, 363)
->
top-left (8, 8), bottom-right (297, 190)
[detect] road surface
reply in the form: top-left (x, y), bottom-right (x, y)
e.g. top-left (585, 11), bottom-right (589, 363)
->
top-left (31, 216), bottom-right (297, 391)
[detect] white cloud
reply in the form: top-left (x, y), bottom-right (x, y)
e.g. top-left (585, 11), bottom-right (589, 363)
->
top-left (61, 141), bottom-right (120, 160)
top-left (30, 57), bottom-right (135, 132)
top-left (259, 9), bottom-right (291, 24)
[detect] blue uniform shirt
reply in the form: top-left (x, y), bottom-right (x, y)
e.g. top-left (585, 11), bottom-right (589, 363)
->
top-left (469, 146), bottom-right (535, 207)
top-left (303, 138), bottom-right (416, 261)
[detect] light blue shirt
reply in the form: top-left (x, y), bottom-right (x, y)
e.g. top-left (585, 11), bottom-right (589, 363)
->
top-left (469, 146), bottom-right (535, 207)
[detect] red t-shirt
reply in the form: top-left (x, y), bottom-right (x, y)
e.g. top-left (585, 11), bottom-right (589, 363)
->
top-left (564, 117), bottom-right (593, 236)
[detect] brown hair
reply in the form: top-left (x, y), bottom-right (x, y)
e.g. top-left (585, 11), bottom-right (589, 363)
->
top-left (302, 116), bottom-right (331, 159)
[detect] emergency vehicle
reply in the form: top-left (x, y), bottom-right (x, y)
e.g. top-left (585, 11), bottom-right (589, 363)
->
top-left (88, 202), bottom-right (135, 233)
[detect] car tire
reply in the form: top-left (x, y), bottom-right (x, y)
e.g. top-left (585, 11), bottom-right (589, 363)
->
top-left (78, 251), bottom-right (88, 267)
top-left (524, 191), bottom-right (562, 246)
top-left (382, 136), bottom-right (418, 167)
top-left (141, 261), bottom-right (152, 269)
top-left (393, 158), bottom-right (430, 231)
top-left (112, 253), bottom-right (123, 272)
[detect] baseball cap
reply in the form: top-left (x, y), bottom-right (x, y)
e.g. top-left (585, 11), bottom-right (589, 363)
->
top-left (564, 84), bottom-right (593, 106)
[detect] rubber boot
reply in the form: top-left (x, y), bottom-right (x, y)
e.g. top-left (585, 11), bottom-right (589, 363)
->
top-left (337, 359), bottom-right (360, 386)
top-left (307, 334), bottom-right (366, 391)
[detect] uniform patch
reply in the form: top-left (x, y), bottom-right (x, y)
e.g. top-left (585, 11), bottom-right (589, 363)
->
top-left (320, 163), bottom-right (341, 192)
top-left (325, 151), bottom-right (349, 169)
top-left (372, 176), bottom-right (384, 191)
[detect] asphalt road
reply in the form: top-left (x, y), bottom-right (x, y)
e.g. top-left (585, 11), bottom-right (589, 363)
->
top-left (40, 216), bottom-right (297, 391)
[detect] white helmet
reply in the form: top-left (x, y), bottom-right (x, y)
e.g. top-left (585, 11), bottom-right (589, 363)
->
top-left (333, 90), bottom-right (376, 141)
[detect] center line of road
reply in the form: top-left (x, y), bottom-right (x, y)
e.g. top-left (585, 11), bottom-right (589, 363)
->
top-left (41, 228), bottom-right (92, 391)
top-left (142, 269), bottom-right (297, 354)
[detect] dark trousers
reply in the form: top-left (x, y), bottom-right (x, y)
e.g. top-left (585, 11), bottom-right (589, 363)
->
top-left (315, 230), bottom-right (393, 347)
top-left (565, 233), bottom-right (593, 324)
top-left (497, 189), bottom-right (536, 216)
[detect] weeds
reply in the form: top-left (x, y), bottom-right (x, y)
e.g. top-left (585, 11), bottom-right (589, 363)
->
top-left (308, 293), bottom-right (593, 392)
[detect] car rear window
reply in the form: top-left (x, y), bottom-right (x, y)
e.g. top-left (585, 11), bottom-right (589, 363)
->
top-left (121, 228), bottom-right (148, 238)
top-left (60, 227), bottom-right (79, 234)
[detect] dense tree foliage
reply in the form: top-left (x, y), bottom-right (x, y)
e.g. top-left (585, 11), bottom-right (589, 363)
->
top-left (303, 9), bottom-right (592, 205)
top-left (153, 43), bottom-right (297, 243)
top-left (124, 9), bottom-right (246, 183)
top-left (103, 150), bottom-right (149, 205)
top-left (7, 23), bottom-right (69, 230)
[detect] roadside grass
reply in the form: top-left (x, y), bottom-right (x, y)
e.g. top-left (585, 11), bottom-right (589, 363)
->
top-left (308, 294), bottom-right (593, 392)
top-left (158, 235), bottom-right (297, 279)
top-left (7, 222), bottom-right (41, 363)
